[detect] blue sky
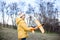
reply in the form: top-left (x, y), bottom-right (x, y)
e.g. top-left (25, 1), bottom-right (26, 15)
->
top-left (0, 0), bottom-right (60, 25)
top-left (0, 0), bottom-right (59, 11)
top-left (1, 0), bottom-right (60, 11)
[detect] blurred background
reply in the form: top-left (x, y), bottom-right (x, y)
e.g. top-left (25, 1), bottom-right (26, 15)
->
top-left (0, 0), bottom-right (60, 40)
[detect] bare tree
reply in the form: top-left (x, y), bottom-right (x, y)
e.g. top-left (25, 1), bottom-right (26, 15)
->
top-left (0, 2), bottom-right (6, 27)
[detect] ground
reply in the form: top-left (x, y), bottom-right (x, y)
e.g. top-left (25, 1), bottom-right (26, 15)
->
top-left (0, 27), bottom-right (60, 40)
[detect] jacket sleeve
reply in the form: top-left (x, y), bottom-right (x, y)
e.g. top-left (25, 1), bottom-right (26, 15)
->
top-left (20, 21), bottom-right (33, 31)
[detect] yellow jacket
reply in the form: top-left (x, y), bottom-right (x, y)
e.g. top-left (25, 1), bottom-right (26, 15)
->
top-left (16, 17), bottom-right (33, 39)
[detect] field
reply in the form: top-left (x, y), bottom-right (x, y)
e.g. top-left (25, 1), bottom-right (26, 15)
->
top-left (0, 27), bottom-right (60, 40)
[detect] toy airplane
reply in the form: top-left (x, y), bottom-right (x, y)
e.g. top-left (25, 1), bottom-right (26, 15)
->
top-left (31, 15), bottom-right (45, 34)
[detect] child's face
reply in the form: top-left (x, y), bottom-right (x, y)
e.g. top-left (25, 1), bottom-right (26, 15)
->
top-left (21, 14), bottom-right (25, 19)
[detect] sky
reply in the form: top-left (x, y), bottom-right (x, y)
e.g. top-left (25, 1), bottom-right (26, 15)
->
top-left (0, 0), bottom-right (59, 9)
top-left (1, 0), bottom-right (60, 11)
top-left (0, 0), bottom-right (60, 25)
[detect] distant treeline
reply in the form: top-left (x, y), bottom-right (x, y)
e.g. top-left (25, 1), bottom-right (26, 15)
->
top-left (0, 21), bottom-right (60, 34)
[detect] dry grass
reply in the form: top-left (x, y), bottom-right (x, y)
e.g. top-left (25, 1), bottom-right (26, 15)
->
top-left (0, 27), bottom-right (60, 40)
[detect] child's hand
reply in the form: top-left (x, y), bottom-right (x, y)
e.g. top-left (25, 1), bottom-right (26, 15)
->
top-left (29, 27), bottom-right (35, 30)
top-left (34, 27), bottom-right (38, 30)
top-left (29, 27), bottom-right (35, 33)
